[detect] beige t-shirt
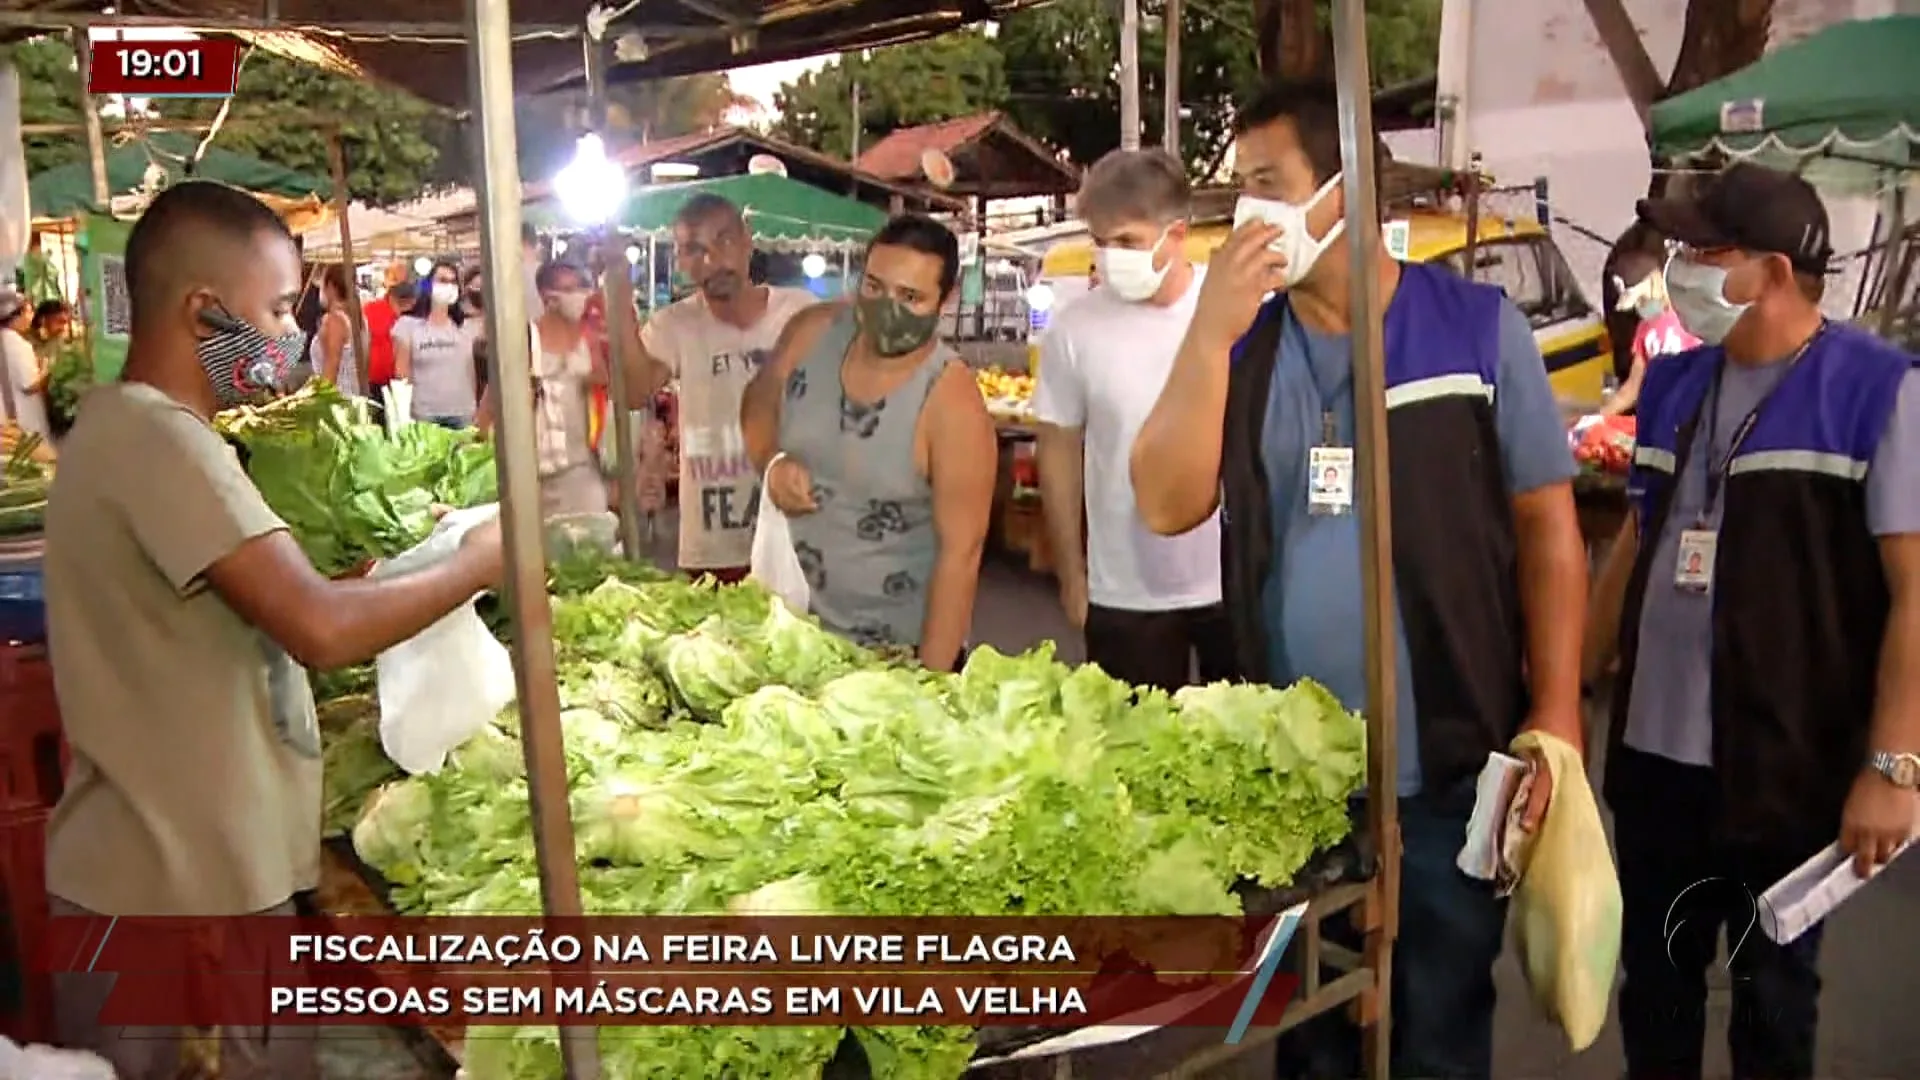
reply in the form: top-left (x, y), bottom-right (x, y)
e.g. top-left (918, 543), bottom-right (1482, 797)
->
top-left (640, 286), bottom-right (817, 569)
top-left (43, 383), bottom-right (322, 916)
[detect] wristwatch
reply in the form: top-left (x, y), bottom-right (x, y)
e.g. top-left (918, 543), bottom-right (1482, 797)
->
top-left (1869, 750), bottom-right (1920, 790)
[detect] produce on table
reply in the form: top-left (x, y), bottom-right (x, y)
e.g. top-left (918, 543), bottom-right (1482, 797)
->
top-left (42, 341), bottom-right (91, 428)
top-left (975, 365), bottom-right (1035, 421)
top-left (0, 428), bottom-right (53, 536)
top-left (1571, 415), bottom-right (1635, 477)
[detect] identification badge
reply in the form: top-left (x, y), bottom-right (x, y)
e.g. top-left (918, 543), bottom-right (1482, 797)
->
top-left (1674, 528), bottom-right (1718, 592)
top-left (1307, 446), bottom-right (1355, 515)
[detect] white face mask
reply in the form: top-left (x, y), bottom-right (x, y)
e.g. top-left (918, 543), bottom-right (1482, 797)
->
top-left (1663, 255), bottom-right (1750, 345)
top-left (431, 282), bottom-right (460, 307)
top-left (551, 292), bottom-right (589, 322)
top-left (1232, 173), bottom-right (1345, 288)
top-left (1095, 228), bottom-right (1173, 303)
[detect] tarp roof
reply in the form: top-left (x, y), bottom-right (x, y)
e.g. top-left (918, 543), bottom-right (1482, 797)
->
top-left (1, 1), bottom-right (1057, 110)
top-left (525, 172), bottom-right (886, 252)
top-left (28, 129), bottom-right (334, 217)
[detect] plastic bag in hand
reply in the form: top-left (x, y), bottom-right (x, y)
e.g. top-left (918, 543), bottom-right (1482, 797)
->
top-left (373, 503), bottom-right (516, 774)
top-left (0, 1037), bottom-right (116, 1080)
top-left (382, 378), bottom-right (414, 433)
top-left (748, 456), bottom-right (809, 613)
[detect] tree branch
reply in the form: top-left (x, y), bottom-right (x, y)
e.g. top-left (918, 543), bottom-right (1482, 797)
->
top-left (1579, 0), bottom-right (1663, 130)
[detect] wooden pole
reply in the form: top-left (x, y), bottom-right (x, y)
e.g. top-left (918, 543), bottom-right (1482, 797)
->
top-left (325, 131), bottom-right (371, 389)
top-left (69, 31), bottom-right (109, 209)
top-left (462, 0), bottom-right (598, 1076)
top-left (1330, 1), bottom-right (1399, 1076)
top-left (584, 29), bottom-right (645, 562)
top-left (1163, 0), bottom-right (1182, 154)
top-left (1119, 0), bottom-right (1142, 151)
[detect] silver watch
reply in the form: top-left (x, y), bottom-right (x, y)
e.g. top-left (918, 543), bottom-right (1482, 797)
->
top-left (1869, 751), bottom-right (1920, 790)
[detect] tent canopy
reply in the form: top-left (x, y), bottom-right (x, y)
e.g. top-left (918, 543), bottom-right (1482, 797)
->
top-left (1651, 15), bottom-right (1920, 192)
top-left (529, 173), bottom-right (887, 254)
top-left (28, 131), bottom-right (335, 218)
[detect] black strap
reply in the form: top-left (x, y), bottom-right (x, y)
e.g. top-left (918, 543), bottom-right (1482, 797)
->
top-left (1699, 323), bottom-right (1825, 517)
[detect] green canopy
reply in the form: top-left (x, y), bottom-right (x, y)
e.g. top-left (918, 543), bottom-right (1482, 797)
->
top-left (530, 173), bottom-right (887, 253)
top-left (29, 131), bottom-right (334, 219)
top-left (1651, 15), bottom-right (1920, 193)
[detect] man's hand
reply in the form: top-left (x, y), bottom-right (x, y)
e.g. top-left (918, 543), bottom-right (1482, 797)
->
top-left (1840, 769), bottom-right (1919, 877)
top-left (767, 455), bottom-right (819, 516)
top-left (1514, 710), bottom-right (1584, 833)
top-left (1191, 221), bottom-right (1288, 350)
top-left (1059, 573), bottom-right (1089, 631)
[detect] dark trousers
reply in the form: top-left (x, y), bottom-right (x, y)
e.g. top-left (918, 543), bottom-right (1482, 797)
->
top-left (1612, 747), bottom-right (1825, 1080)
top-left (1082, 602), bottom-right (1235, 691)
top-left (1278, 781), bottom-right (1509, 1079)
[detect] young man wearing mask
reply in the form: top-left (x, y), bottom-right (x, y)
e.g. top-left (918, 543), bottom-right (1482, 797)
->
top-left (1130, 80), bottom-right (1588, 1078)
top-left (477, 261), bottom-right (610, 516)
top-left (41, 181), bottom-right (505, 1077)
top-left (630, 194), bottom-right (816, 580)
top-left (740, 215), bottom-right (996, 669)
top-left (1587, 163), bottom-right (1920, 1080)
top-left (1032, 149), bottom-right (1230, 689)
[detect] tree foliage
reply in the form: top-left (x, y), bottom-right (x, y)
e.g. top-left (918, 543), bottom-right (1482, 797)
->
top-left (770, 0), bottom-right (1440, 179)
top-left (3, 37), bottom-right (87, 178)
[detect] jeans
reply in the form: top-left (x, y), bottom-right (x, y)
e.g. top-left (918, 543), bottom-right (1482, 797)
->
top-left (1083, 602), bottom-right (1236, 692)
top-left (426, 414), bottom-right (470, 430)
top-left (1611, 747), bottom-right (1824, 1080)
top-left (1277, 780), bottom-right (1509, 1079)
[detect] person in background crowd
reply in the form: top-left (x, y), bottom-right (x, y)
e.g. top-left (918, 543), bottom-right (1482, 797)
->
top-left (1033, 149), bottom-right (1230, 690)
top-left (41, 180), bottom-right (505, 1080)
top-left (1130, 80), bottom-right (1587, 1079)
top-left (0, 288), bottom-right (50, 440)
top-left (31, 299), bottom-right (72, 349)
top-left (741, 215), bottom-right (996, 670)
top-left (309, 265), bottom-right (366, 398)
top-left (363, 262), bottom-right (412, 409)
top-left (631, 194), bottom-right (817, 581)
top-left (393, 259), bottom-right (481, 428)
top-left (1586, 163), bottom-right (1919, 1080)
top-left (476, 261), bottom-right (611, 516)
top-left (464, 265), bottom-right (491, 398)
top-left (1598, 262), bottom-right (1699, 418)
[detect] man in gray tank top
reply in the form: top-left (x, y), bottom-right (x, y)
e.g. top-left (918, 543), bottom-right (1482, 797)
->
top-left (741, 215), bottom-right (996, 670)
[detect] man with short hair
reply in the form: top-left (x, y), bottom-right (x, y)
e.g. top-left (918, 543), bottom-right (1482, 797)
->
top-left (1131, 80), bottom-right (1588, 1078)
top-left (1033, 148), bottom-right (1230, 690)
top-left (0, 287), bottom-right (48, 441)
top-left (633, 194), bottom-right (816, 580)
top-left (740, 215), bottom-right (996, 669)
top-left (42, 181), bottom-right (506, 1078)
top-left (1589, 163), bottom-right (1920, 1080)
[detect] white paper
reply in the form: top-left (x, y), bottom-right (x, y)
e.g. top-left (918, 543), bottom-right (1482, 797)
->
top-left (1458, 751), bottom-right (1531, 884)
top-left (1759, 839), bottom-right (1915, 945)
top-left (373, 504), bottom-right (516, 775)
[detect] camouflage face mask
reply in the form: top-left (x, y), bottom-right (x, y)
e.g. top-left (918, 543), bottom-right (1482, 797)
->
top-left (856, 296), bottom-right (939, 358)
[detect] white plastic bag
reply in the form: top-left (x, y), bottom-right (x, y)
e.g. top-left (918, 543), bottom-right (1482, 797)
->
top-left (748, 455), bottom-right (810, 613)
top-left (0, 1037), bottom-right (116, 1080)
top-left (382, 378), bottom-right (414, 433)
top-left (373, 503), bottom-right (516, 774)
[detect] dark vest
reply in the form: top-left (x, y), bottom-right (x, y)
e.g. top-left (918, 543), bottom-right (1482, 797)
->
top-left (1608, 324), bottom-right (1914, 852)
top-left (1219, 263), bottom-right (1531, 794)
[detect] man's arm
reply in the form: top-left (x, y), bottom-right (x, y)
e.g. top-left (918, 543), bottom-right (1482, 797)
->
top-left (1492, 302), bottom-right (1588, 751)
top-left (1131, 323), bottom-right (1230, 535)
top-left (740, 303), bottom-right (834, 472)
top-left (622, 321), bottom-right (670, 405)
top-left (1862, 370), bottom-right (1920, 809)
top-left (918, 364), bottom-right (997, 672)
top-left (1030, 322), bottom-right (1088, 610)
top-left (1584, 515), bottom-right (1638, 684)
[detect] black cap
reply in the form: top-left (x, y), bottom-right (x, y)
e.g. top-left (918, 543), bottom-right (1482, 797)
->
top-left (1636, 163), bottom-right (1833, 277)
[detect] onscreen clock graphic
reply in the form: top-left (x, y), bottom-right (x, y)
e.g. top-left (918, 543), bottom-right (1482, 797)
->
top-left (89, 40), bottom-right (243, 98)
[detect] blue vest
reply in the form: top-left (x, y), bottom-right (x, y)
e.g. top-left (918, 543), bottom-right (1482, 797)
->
top-left (1610, 323), bottom-right (1914, 849)
top-left (1220, 263), bottom-right (1529, 795)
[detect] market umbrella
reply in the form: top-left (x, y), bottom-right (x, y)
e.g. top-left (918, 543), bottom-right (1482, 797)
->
top-left (1650, 15), bottom-right (1920, 194)
top-left (527, 172), bottom-right (887, 253)
top-left (28, 130), bottom-right (335, 219)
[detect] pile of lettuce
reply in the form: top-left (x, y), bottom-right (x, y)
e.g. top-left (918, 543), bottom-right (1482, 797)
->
top-left (343, 571), bottom-right (1366, 1080)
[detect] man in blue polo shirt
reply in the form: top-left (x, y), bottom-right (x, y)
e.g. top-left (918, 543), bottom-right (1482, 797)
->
top-left (1132, 79), bottom-right (1589, 1078)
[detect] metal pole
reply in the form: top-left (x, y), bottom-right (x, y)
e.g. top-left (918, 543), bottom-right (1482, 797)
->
top-left (325, 131), bottom-right (371, 389)
top-left (1330, 1), bottom-right (1398, 1077)
top-left (462, 1), bottom-right (599, 1077)
top-left (1119, 0), bottom-right (1142, 151)
top-left (851, 80), bottom-right (863, 161)
top-left (70, 31), bottom-right (109, 208)
top-left (1163, 0), bottom-right (1182, 154)
top-left (584, 26), bottom-right (645, 561)
top-left (1879, 182), bottom-right (1907, 337)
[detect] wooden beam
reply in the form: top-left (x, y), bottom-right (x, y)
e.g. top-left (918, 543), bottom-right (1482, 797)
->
top-left (1579, 0), bottom-right (1663, 130)
top-left (325, 131), bottom-right (370, 389)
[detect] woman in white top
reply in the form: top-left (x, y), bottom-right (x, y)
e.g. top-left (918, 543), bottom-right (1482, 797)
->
top-left (310, 265), bottom-right (366, 397)
top-left (477, 261), bottom-right (609, 516)
top-left (392, 260), bottom-right (481, 428)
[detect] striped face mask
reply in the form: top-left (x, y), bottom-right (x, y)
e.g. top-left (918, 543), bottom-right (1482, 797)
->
top-left (197, 304), bottom-right (307, 408)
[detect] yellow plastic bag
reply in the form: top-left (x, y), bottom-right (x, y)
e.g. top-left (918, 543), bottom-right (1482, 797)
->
top-left (1509, 730), bottom-right (1622, 1052)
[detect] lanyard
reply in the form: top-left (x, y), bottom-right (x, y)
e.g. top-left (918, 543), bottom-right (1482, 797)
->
top-left (1286, 313), bottom-right (1351, 444)
top-left (1699, 322), bottom-right (1825, 517)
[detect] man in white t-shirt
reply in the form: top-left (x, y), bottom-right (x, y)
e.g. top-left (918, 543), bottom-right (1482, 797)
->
top-left (632, 194), bottom-right (817, 579)
top-left (0, 288), bottom-right (50, 440)
top-left (1033, 150), bottom-right (1230, 690)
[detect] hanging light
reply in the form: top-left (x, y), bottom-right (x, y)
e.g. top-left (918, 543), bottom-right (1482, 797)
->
top-left (626, 245), bottom-right (642, 265)
top-left (801, 253), bottom-right (827, 279)
top-left (554, 133), bottom-right (628, 226)
top-left (413, 256), bottom-right (433, 277)
top-left (1025, 283), bottom-right (1056, 312)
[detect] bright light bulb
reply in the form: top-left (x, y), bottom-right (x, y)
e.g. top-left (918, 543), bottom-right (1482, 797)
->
top-left (414, 256), bottom-right (433, 276)
top-left (1025, 283), bottom-right (1055, 312)
top-left (626, 245), bottom-right (642, 265)
top-left (554, 133), bottom-right (628, 226)
top-left (801, 253), bottom-right (827, 279)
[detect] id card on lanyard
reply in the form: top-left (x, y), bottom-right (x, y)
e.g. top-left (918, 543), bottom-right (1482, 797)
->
top-left (1674, 324), bottom-right (1824, 593)
top-left (1294, 317), bottom-right (1354, 516)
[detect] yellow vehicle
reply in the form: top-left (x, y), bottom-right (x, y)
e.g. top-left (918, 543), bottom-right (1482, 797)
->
top-left (1035, 209), bottom-right (1613, 405)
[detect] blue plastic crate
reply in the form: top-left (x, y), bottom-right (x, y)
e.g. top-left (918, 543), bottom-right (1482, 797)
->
top-left (0, 571), bottom-right (44, 646)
